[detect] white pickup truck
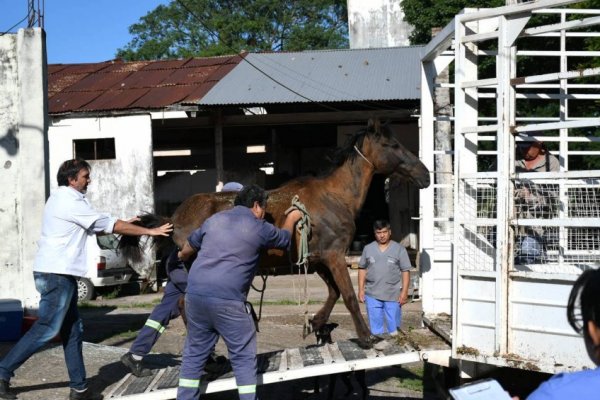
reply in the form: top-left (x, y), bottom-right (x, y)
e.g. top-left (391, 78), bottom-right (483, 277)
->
top-left (77, 234), bottom-right (137, 301)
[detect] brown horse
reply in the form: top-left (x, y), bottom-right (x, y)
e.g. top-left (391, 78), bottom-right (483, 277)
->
top-left (121, 119), bottom-right (430, 348)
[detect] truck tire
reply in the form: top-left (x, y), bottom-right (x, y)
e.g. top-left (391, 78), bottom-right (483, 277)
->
top-left (77, 278), bottom-right (96, 302)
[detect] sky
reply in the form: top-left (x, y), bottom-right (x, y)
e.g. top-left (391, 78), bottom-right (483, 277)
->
top-left (1, 0), bottom-right (170, 64)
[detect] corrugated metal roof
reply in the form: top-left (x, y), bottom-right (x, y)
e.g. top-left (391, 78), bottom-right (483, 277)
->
top-left (199, 46), bottom-right (423, 106)
top-left (47, 55), bottom-right (242, 114)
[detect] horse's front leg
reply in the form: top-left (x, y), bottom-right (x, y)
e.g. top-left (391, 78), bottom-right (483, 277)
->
top-left (323, 253), bottom-right (372, 348)
top-left (311, 264), bottom-right (340, 333)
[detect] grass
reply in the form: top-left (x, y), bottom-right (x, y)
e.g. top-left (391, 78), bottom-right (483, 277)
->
top-left (107, 329), bottom-right (139, 341)
top-left (78, 297), bottom-right (161, 309)
top-left (395, 364), bottom-right (425, 393)
top-left (249, 299), bottom-right (327, 306)
top-left (103, 286), bottom-right (121, 299)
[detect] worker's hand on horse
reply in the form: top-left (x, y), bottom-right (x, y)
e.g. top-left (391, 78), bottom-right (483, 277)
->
top-left (287, 209), bottom-right (303, 221)
top-left (150, 222), bottom-right (174, 237)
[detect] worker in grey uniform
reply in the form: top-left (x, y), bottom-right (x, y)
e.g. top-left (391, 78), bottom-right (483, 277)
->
top-left (358, 219), bottom-right (411, 336)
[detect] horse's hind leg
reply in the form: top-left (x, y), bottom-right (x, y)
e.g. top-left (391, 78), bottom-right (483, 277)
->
top-left (311, 264), bottom-right (340, 333)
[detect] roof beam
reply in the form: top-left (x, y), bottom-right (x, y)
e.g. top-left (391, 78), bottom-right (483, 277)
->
top-left (153, 109), bottom-right (415, 129)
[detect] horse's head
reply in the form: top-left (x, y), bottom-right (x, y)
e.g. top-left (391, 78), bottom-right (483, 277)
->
top-left (354, 119), bottom-right (431, 188)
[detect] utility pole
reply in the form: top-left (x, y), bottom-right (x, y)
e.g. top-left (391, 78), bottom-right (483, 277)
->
top-left (27, 0), bottom-right (44, 28)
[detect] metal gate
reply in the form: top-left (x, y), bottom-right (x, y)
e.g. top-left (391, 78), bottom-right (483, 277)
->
top-left (420, 0), bottom-right (600, 374)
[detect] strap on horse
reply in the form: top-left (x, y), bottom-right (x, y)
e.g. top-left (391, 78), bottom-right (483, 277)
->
top-left (250, 273), bottom-right (268, 327)
top-left (285, 195), bottom-right (312, 338)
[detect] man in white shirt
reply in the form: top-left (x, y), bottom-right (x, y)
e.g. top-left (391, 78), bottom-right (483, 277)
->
top-left (0, 159), bottom-right (172, 400)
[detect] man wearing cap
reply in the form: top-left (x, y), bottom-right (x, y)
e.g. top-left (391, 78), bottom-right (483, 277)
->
top-left (515, 140), bottom-right (559, 264)
top-left (176, 184), bottom-right (302, 400)
top-left (121, 183), bottom-right (244, 377)
top-left (516, 140), bottom-right (559, 173)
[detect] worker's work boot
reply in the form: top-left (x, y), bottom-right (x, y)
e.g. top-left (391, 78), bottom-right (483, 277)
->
top-left (0, 379), bottom-right (16, 400)
top-left (120, 353), bottom-right (153, 377)
top-left (68, 388), bottom-right (103, 400)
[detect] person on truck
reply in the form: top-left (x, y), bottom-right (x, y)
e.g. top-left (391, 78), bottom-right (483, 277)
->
top-left (357, 220), bottom-right (411, 338)
top-left (514, 139), bottom-right (559, 264)
top-left (175, 184), bottom-right (302, 400)
top-left (526, 268), bottom-right (600, 399)
top-left (120, 183), bottom-right (244, 377)
top-left (0, 159), bottom-right (173, 400)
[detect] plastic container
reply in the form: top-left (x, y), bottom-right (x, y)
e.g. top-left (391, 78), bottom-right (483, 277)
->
top-left (0, 299), bottom-right (23, 341)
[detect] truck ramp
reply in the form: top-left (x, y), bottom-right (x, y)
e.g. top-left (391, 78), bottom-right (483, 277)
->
top-left (106, 333), bottom-right (450, 400)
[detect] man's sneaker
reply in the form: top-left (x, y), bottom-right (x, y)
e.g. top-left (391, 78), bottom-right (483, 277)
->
top-left (0, 379), bottom-right (16, 400)
top-left (120, 353), bottom-right (152, 377)
top-left (68, 388), bottom-right (103, 400)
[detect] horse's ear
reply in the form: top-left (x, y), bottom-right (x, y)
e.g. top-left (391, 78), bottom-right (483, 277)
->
top-left (367, 118), bottom-right (381, 134)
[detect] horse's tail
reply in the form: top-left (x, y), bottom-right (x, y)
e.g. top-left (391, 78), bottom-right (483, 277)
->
top-left (118, 213), bottom-right (173, 264)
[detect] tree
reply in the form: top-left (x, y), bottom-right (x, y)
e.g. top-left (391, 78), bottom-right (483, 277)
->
top-left (117, 0), bottom-right (348, 60)
top-left (401, 0), bottom-right (504, 45)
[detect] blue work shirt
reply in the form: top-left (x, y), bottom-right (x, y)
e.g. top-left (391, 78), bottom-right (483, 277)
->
top-left (186, 205), bottom-right (292, 302)
top-left (527, 367), bottom-right (600, 400)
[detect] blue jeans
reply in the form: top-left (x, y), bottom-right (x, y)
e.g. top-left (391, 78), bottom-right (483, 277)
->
top-left (0, 272), bottom-right (86, 390)
top-left (364, 295), bottom-right (401, 335)
top-left (517, 235), bottom-right (544, 264)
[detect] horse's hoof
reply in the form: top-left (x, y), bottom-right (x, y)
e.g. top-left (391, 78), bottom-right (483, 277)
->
top-left (356, 336), bottom-right (374, 349)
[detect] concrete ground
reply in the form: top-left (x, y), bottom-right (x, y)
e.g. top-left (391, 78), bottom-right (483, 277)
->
top-left (0, 270), bottom-right (445, 400)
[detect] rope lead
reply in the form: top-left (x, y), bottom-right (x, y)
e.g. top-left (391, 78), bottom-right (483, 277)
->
top-left (286, 195), bottom-right (312, 337)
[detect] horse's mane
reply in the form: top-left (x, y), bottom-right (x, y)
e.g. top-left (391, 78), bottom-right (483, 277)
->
top-left (330, 119), bottom-right (393, 167)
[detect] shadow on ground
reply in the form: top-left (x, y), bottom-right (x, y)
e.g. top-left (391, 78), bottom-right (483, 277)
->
top-left (80, 306), bottom-right (149, 344)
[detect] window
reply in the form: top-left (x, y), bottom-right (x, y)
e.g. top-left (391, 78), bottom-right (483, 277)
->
top-left (73, 138), bottom-right (116, 160)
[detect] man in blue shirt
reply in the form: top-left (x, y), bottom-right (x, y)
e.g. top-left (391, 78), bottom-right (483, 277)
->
top-left (176, 184), bottom-right (301, 400)
top-left (0, 159), bottom-right (172, 400)
top-left (358, 220), bottom-right (412, 337)
top-left (120, 183), bottom-right (243, 377)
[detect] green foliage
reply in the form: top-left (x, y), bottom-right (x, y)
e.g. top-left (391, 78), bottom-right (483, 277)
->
top-left (401, 0), bottom-right (504, 45)
top-left (403, 0), bottom-right (600, 171)
top-left (117, 0), bottom-right (348, 60)
top-left (395, 364), bottom-right (425, 393)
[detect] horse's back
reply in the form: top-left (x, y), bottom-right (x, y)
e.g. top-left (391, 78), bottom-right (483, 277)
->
top-left (171, 192), bottom-right (236, 247)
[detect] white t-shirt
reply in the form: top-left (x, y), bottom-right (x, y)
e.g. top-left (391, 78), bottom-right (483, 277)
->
top-left (33, 186), bottom-right (117, 277)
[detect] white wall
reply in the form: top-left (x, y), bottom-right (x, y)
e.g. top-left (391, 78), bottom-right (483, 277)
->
top-left (0, 29), bottom-right (48, 309)
top-left (48, 114), bottom-right (156, 276)
top-left (348, 0), bottom-right (413, 49)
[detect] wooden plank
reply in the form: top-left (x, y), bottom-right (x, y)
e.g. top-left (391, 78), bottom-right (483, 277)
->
top-left (326, 343), bottom-right (347, 363)
top-left (337, 340), bottom-right (367, 361)
top-left (258, 350), bottom-right (283, 373)
top-left (121, 373), bottom-right (156, 396)
top-left (155, 366), bottom-right (180, 390)
top-left (145, 369), bottom-right (166, 393)
top-left (319, 344), bottom-right (334, 365)
top-left (112, 339), bottom-right (450, 399)
top-left (286, 348), bottom-right (304, 370)
top-left (106, 374), bottom-right (135, 398)
top-left (299, 345), bottom-right (324, 367)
